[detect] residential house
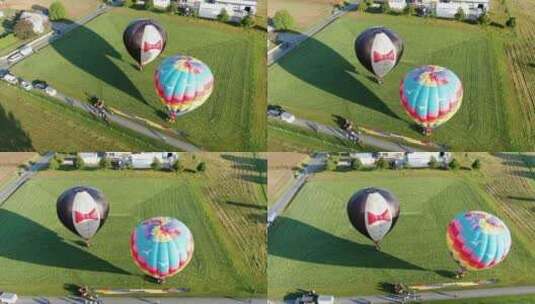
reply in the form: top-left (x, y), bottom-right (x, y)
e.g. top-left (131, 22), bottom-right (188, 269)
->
top-left (19, 11), bottom-right (49, 34)
top-left (77, 152), bottom-right (179, 169)
top-left (178, 0), bottom-right (257, 21)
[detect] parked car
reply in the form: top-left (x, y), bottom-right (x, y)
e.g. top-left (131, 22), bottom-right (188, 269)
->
top-left (32, 80), bottom-right (48, 90)
top-left (0, 291), bottom-right (18, 304)
top-left (45, 86), bottom-right (57, 96)
top-left (280, 111), bottom-right (296, 123)
top-left (20, 80), bottom-right (32, 91)
top-left (3, 73), bottom-right (18, 85)
top-left (316, 295), bottom-right (334, 304)
top-left (6, 52), bottom-right (23, 63)
top-left (19, 45), bottom-right (33, 56)
top-left (267, 104), bottom-right (284, 117)
top-left (0, 69), bottom-right (8, 78)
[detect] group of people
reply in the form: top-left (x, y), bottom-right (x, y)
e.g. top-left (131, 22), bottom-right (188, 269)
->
top-left (342, 118), bottom-right (360, 143)
top-left (77, 286), bottom-right (101, 304)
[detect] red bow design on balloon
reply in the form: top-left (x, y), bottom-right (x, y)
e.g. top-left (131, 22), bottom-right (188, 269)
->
top-left (74, 208), bottom-right (99, 224)
top-left (367, 209), bottom-right (391, 225)
top-left (143, 40), bottom-right (162, 52)
top-left (372, 50), bottom-right (395, 63)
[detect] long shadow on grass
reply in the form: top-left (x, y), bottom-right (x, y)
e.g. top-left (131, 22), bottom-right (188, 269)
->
top-left (0, 104), bottom-right (33, 151)
top-left (51, 25), bottom-right (147, 105)
top-left (221, 154), bottom-right (268, 185)
top-left (269, 217), bottom-right (424, 270)
top-left (276, 37), bottom-right (401, 120)
top-left (0, 209), bottom-right (129, 274)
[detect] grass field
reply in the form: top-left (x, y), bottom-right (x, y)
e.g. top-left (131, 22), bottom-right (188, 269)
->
top-left (3, 0), bottom-right (100, 19)
top-left (0, 152), bottom-right (36, 187)
top-left (433, 294), bottom-right (535, 303)
top-left (12, 7), bottom-right (266, 151)
top-left (268, 0), bottom-right (335, 31)
top-left (267, 152), bottom-right (308, 206)
top-left (268, 12), bottom-right (532, 151)
top-left (0, 83), bottom-right (175, 151)
top-left (0, 153), bottom-right (267, 296)
top-left (268, 169), bottom-right (535, 298)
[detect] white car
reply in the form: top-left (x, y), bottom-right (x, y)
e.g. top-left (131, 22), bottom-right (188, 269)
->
top-left (7, 52), bottom-right (23, 63)
top-left (3, 73), bottom-right (18, 85)
top-left (19, 45), bottom-right (33, 56)
top-left (281, 111), bottom-right (296, 123)
top-left (0, 292), bottom-right (18, 304)
top-left (20, 80), bottom-right (32, 91)
top-left (317, 295), bottom-right (335, 304)
top-left (45, 86), bottom-right (57, 96)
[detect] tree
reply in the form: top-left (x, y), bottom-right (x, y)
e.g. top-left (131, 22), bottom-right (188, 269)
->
top-left (123, 0), bottom-right (134, 7)
top-left (332, 0), bottom-right (345, 9)
top-left (99, 157), bottom-right (112, 169)
top-left (49, 1), bottom-right (67, 21)
top-left (172, 159), bottom-right (183, 172)
top-left (448, 158), bottom-right (460, 171)
top-left (217, 8), bottom-right (230, 22)
top-left (197, 161), bottom-right (206, 172)
top-left (428, 156), bottom-right (439, 169)
top-left (13, 20), bottom-right (35, 40)
top-left (74, 155), bottom-right (85, 170)
top-left (478, 11), bottom-right (491, 25)
top-left (49, 156), bottom-right (61, 170)
top-left (506, 16), bottom-right (516, 28)
top-left (351, 158), bottom-right (362, 170)
top-left (454, 7), bottom-right (466, 21)
top-left (169, 1), bottom-right (179, 14)
top-left (144, 0), bottom-right (154, 10)
top-left (472, 159), bottom-right (481, 170)
top-left (326, 158), bottom-right (337, 171)
top-left (376, 157), bottom-right (388, 170)
top-left (272, 10), bottom-right (294, 31)
top-left (380, 1), bottom-right (391, 13)
top-left (151, 157), bottom-right (161, 171)
top-left (358, 0), bottom-right (368, 12)
top-left (241, 15), bottom-right (256, 28)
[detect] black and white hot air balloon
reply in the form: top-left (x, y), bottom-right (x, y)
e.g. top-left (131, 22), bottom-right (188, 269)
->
top-left (123, 19), bottom-right (167, 70)
top-left (354, 26), bottom-right (404, 84)
top-left (347, 187), bottom-right (400, 250)
top-left (56, 186), bottom-right (110, 246)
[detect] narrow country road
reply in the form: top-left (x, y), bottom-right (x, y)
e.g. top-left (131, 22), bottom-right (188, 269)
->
top-left (267, 153), bottom-right (326, 226)
top-left (15, 297), bottom-right (267, 304)
top-left (0, 152), bottom-right (53, 206)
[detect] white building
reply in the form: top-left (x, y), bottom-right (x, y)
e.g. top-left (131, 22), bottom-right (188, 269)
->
top-left (348, 152), bottom-right (452, 168)
top-left (349, 153), bottom-right (376, 167)
top-left (153, 0), bottom-right (171, 9)
top-left (178, 0), bottom-right (257, 21)
top-left (388, 0), bottom-right (407, 11)
top-left (19, 11), bottom-right (49, 34)
top-left (405, 152), bottom-right (451, 168)
top-left (77, 152), bottom-right (179, 169)
top-left (413, 0), bottom-right (489, 19)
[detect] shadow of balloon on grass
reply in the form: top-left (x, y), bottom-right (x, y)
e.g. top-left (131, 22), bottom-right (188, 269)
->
top-left (269, 217), bottom-right (425, 270)
top-left (0, 104), bottom-right (33, 151)
top-left (0, 209), bottom-right (130, 275)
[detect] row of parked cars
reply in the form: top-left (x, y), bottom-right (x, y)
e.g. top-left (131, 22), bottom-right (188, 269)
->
top-left (6, 45), bottom-right (33, 64)
top-left (1, 69), bottom-right (57, 96)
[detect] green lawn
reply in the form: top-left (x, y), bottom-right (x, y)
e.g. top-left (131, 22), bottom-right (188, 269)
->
top-left (0, 83), bottom-right (174, 151)
top-left (432, 294), bottom-right (535, 303)
top-left (12, 8), bottom-right (266, 151)
top-left (268, 12), bottom-right (531, 150)
top-left (0, 157), bottom-right (266, 296)
top-left (268, 170), bottom-right (535, 298)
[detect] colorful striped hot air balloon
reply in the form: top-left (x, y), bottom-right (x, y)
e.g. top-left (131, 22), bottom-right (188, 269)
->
top-left (400, 65), bottom-right (463, 135)
top-left (130, 217), bottom-right (194, 283)
top-left (447, 211), bottom-right (511, 277)
top-left (154, 55), bottom-right (214, 122)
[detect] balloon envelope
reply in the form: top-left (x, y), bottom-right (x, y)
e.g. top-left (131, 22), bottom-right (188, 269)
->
top-left (400, 65), bottom-right (463, 128)
top-left (347, 187), bottom-right (400, 243)
top-left (154, 55), bottom-right (214, 114)
top-left (56, 186), bottom-right (109, 241)
top-left (354, 26), bottom-right (404, 79)
top-left (447, 211), bottom-right (511, 271)
top-left (123, 19), bottom-right (167, 67)
top-left (130, 217), bottom-right (194, 280)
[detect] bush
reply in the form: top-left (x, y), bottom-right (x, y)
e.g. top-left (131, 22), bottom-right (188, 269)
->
top-left (272, 10), bottom-right (294, 31)
top-left (351, 158), bottom-right (362, 170)
top-left (472, 159), bottom-right (481, 170)
top-left (506, 16), bottom-right (516, 28)
top-left (74, 155), bottom-right (85, 170)
top-left (197, 161), bottom-right (206, 172)
top-left (454, 7), bottom-right (466, 21)
top-left (99, 157), bottom-right (112, 169)
top-left (376, 157), bottom-right (388, 170)
top-left (49, 157), bottom-right (60, 170)
top-left (241, 15), bottom-right (256, 28)
top-left (49, 1), bottom-right (67, 21)
top-left (172, 159), bottom-right (183, 172)
top-left (123, 0), bottom-right (134, 7)
top-left (478, 11), bottom-right (491, 25)
top-left (428, 156), bottom-right (439, 169)
top-left (358, 0), bottom-right (368, 12)
top-left (144, 0), bottom-right (153, 10)
top-left (151, 157), bottom-right (161, 171)
top-left (217, 8), bottom-right (230, 22)
top-left (448, 158), bottom-right (460, 171)
top-left (381, 1), bottom-right (391, 13)
top-left (13, 20), bottom-right (35, 40)
top-left (326, 158), bottom-right (337, 171)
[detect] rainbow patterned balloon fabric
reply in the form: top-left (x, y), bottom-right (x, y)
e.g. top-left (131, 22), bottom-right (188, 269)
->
top-left (400, 65), bottom-right (463, 129)
top-left (130, 217), bottom-right (194, 280)
top-left (447, 211), bottom-right (511, 271)
top-left (154, 55), bottom-right (214, 114)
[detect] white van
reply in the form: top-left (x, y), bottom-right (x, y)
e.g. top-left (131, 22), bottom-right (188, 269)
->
top-left (6, 52), bottom-right (23, 63)
top-left (19, 45), bottom-right (33, 56)
top-left (3, 73), bottom-right (18, 85)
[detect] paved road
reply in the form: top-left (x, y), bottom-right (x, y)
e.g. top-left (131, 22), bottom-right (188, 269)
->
top-left (267, 153), bottom-right (326, 226)
top-left (0, 152), bottom-right (53, 206)
top-left (16, 297), bottom-right (267, 304)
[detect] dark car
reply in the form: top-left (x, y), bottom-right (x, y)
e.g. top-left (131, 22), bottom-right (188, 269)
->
top-left (32, 80), bottom-right (48, 90)
top-left (0, 69), bottom-right (8, 78)
top-left (267, 104), bottom-right (284, 116)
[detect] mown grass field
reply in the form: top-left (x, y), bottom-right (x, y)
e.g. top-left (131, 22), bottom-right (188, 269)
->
top-left (433, 294), bottom-right (535, 304)
top-left (267, 152), bottom-right (308, 206)
top-left (12, 7), bottom-right (266, 151)
top-left (268, 0), bottom-right (335, 31)
top-left (0, 84), bottom-right (174, 151)
top-left (0, 153), bottom-right (267, 296)
top-left (268, 12), bottom-right (531, 151)
top-left (268, 169), bottom-right (535, 298)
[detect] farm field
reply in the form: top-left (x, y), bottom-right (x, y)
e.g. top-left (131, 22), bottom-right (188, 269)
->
top-left (0, 152), bottom-right (36, 187)
top-left (267, 152), bottom-right (308, 206)
top-left (12, 7), bottom-right (266, 151)
top-left (268, 168), bottom-right (535, 298)
top-left (0, 153), bottom-right (267, 296)
top-left (3, 0), bottom-right (100, 19)
top-left (268, 0), bottom-right (335, 31)
top-left (0, 84), bottom-right (174, 151)
top-left (268, 12), bottom-right (531, 151)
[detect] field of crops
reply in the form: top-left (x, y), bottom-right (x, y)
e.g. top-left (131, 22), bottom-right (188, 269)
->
top-left (268, 0), bottom-right (335, 31)
top-left (12, 7), bottom-right (266, 151)
top-left (268, 169), bottom-right (535, 298)
top-left (0, 152), bottom-right (36, 187)
top-left (268, 12), bottom-right (530, 151)
top-left (0, 156), bottom-right (266, 296)
top-left (267, 152), bottom-right (308, 206)
top-left (0, 84), bottom-right (173, 151)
